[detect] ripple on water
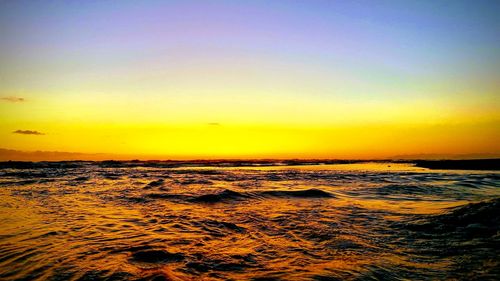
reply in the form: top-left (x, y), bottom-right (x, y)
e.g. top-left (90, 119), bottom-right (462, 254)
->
top-left (0, 164), bottom-right (499, 280)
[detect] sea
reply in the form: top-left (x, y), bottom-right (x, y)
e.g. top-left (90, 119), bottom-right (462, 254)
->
top-left (0, 161), bottom-right (498, 280)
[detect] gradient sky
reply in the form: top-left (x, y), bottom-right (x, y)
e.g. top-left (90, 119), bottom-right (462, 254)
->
top-left (1, 0), bottom-right (499, 159)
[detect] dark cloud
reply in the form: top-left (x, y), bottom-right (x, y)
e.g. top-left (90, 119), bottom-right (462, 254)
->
top-left (207, 122), bottom-right (221, 126)
top-left (13, 130), bottom-right (45, 135)
top-left (1, 96), bottom-right (25, 102)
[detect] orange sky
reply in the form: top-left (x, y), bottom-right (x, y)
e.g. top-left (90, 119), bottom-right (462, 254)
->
top-left (1, 1), bottom-right (499, 160)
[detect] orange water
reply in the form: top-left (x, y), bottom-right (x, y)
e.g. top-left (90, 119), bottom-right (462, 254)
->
top-left (0, 162), bottom-right (498, 280)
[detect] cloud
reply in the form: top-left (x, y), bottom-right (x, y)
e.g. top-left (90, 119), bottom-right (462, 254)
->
top-left (207, 122), bottom-right (221, 126)
top-left (13, 130), bottom-right (45, 135)
top-left (1, 96), bottom-right (25, 102)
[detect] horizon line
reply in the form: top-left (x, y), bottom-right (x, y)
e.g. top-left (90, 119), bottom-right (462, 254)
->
top-left (1, 147), bottom-right (499, 162)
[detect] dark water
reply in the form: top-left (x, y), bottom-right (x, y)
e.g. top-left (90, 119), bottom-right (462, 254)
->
top-left (0, 162), bottom-right (499, 280)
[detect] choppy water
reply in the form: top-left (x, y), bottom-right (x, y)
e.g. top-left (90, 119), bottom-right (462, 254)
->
top-left (0, 162), bottom-right (499, 281)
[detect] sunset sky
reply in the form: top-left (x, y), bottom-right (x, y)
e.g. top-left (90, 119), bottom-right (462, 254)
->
top-left (1, 0), bottom-right (499, 159)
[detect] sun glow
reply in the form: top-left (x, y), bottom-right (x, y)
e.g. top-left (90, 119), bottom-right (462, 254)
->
top-left (0, 1), bottom-right (498, 160)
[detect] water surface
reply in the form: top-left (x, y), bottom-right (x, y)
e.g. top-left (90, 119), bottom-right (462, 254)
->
top-left (0, 162), bottom-right (499, 280)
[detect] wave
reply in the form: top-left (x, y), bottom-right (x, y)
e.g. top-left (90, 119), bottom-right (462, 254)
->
top-left (394, 198), bottom-right (500, 279)
top-left (122, 188), bottom-right (336, 204)
top-left (190, 188), bottom-right (334, 203)
top-left (1, 163), bottom-right (499, 280)
top-left (258, 188), bottom-right (334, 198)
top-left (191, 189), bottom-right (249, 203)
top-left (130, 249), bottom-right (184, 264)
top-left (428, 198), bottom-right (499, 237)
top-left (406, 198), bottom-right (500, 235)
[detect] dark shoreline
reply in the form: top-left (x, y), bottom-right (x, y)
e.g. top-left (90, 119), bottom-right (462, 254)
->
top-left (413, 159), bottom-right (500, 171)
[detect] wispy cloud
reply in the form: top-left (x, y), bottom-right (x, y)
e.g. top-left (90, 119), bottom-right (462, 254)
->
top-left (1, 96), bottom-right (25, 102)
top-left (207, 122), bottom-right (221, 126)
top-left (13, 130), bottom-right (45, 135)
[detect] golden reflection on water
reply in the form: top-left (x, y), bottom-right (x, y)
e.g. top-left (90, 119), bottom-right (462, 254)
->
top-left (0, 163), bottom-right (499, 280)
top-left (173, 162), bottom-right (426, 172)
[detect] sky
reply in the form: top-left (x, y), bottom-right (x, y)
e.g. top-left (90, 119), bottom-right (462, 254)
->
top-left (0, 0), bottom-right (499, 159)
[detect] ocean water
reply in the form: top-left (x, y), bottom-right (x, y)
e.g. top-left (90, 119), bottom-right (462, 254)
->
top-left (0, 162), bottom-right (498, 281)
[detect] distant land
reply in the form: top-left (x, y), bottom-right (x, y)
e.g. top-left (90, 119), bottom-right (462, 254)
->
top-left (0, 148), bottom-right (121, 161)
top-left (1, 148), bottom-right (499, 162)
top-left (391, 153), bottom-right (500, 160)
top-left (1, 148), bottom-right (499, 170)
